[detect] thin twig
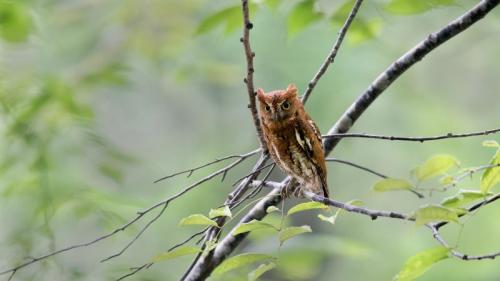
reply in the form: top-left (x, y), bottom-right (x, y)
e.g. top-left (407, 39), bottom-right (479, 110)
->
top-left (301, 0), bottom-right (364, 104)
top-left (231, 162), bottom-right (274, 187)
top-left (116, 263), bottom-right (152, 281)
top-left (154, 149), bottom-right (260, 183)
top-left (241, 0), bottom-right (266, 150)
top-left (428, 224), bottom-right (500, 261)
top-left (322, 128), bottom-right (500, 142)
top-left (431, 163), bottom-right (500, 192)
top-left (326, 157), bottom-right (388, 178)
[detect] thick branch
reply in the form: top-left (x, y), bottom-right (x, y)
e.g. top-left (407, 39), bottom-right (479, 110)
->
top-left (183, 1), bottom-right (500, 279)
top-left (301, 0), bottom-right (364, 104)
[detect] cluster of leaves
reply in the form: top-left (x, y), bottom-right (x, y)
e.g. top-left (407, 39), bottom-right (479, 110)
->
top-left (195, 0), bottom-right (459, 43)
top-left (371, 141), bottom-right (500, 281)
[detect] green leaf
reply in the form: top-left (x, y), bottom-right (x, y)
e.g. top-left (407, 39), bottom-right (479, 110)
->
top-left (196, 6), bottom-right (241, 35)
top-left (441, 190), bottom-right (488, 208)
top-left (279, 225), bottom-right (312, 244)
top-left (233, 220), bottom-right (278, 235)
top-left (266, 206), bottom-right (280, 213)
top-left (394, 247), bottom-right (449, 281)
top-left (287, 0), bottom-right (322, 37)
top-left (152, 246), bottom-right (200, 262)
top-left (248, 262), bottom-right (276, 281)
top-left (213, 253), bottom-right (275, 276)
top-left (482, 140), bottom-right (499, 148)
top-left (414, 205), bottom-right (459, 226)
top-left (347, 18), bottom-right (383, 44)
top-left (287, 201), bottom-right (329, 216)
top-left (0, 2), bottom-right (33, 42)
top-left (373, 178), bottom-right (413, 192)
top-left (481, 148), bottom-right (500, 194)
top-left (385, 0), bottom-right (456, 15)
top-left (318, 213), bottom-right (338, 225)
top-left (318, 199), bottom-right (363, 225)
top-left (179, 214), bottom-right (218, 227)
top-left (413, 154), bottom-right (460, 181)
top-left (209, 206), bottom-right (232, 219)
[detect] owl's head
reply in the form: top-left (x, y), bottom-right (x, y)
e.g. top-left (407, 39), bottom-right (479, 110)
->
top-left (257, 84), bottom-right (300, 123)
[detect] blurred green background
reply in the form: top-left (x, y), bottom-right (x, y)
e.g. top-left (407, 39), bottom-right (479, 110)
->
top-left (0, 0), bottom-right (499, 280)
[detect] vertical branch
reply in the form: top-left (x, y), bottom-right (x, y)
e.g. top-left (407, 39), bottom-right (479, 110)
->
top-left (301, 0), bottom-right (364, 104)
top-left (241, 0), bottom-right (267, 152)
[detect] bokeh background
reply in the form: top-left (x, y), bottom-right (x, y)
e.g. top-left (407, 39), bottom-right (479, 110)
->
top-left (1, 0), bottom-right (499, 280)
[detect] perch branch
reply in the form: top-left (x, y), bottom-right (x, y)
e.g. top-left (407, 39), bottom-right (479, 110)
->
top-left (322, 128), bottom-right (500, 142)
top-left (302, 0), bottom-right (364, 104)
top-left (182, 1), bottom-right (500, 279)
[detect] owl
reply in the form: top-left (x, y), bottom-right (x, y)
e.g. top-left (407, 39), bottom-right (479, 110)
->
top-left (257, 84), bottom-right (329, 198)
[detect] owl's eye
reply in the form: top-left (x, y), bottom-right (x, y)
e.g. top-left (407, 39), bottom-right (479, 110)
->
top-left (281, 101), bottom-right (290, 110)
top-left (264, 105), bottom-right (271, 112)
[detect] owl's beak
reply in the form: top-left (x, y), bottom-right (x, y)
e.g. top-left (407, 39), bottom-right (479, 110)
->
top-left (271, 112), bottom-right (280, 121)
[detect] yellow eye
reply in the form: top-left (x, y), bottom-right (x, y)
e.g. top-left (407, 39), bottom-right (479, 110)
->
top-left (264, 105), bottom-right (271, 112)
top-left (281, 101), bottom-right (290, 110)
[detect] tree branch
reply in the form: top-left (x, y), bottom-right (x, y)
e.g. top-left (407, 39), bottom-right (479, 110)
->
top-left (241, 0), bottom-right (266, 151)
top-left (322, 128), bottom-right (500, 142)
top-left (182, 1), bottom-right (500, 279)
top-left (428, 224), bottom-right (500, 261)
top-left (301, 0), bottom-right (364, 104)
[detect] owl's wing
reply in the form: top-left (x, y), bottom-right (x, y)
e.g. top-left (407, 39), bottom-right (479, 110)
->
top-left (294, 119), bottom-right (329, 197)
top-left (305, 113), bottom-right (323, 149)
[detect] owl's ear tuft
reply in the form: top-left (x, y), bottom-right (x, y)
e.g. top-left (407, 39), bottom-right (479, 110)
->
top-left (256, 88), bottom-right (266, 101)
top-left (286, 84), bottom-right (298, 95)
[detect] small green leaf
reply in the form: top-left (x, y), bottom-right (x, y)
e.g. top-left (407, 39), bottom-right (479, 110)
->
top-left (266, 206), bottom-right (280, 213)
top-left (441, 190), bottom-right (488, 208)
top-left (209, 206), bottom-right (232, 219)
top-left (179, 214), bottom-right (218, 227)
top-left (480, 148), bottom-right (500, 194)
top-left (152, 246), bottom-right (200, 262)
top-left (413, 154), bottom-right (460, 181)
top-left (482, 140), bottom-right (499, 148)
top-left (196, 6), bottom-right (242, 35)
top-left (287, 0), bottom-right (322, 37)
top-left (394, 247), bottom-right (449, 281)
top-left (414, 205), bottom-right (459, 226)
top-left (318, 213), bottom-right (338, 225)
top-left (318, 199), bottom-right (363, 225)
top-left (385, 0), bottom-right (456, 15)
top-left (279, 225), bottom-right (312, 244)
top-left (373, 178), bottom-right (413, 192)
top-left (248, 262), bottom-right (276, 281)
top-left (213, 253), bottom-right (275, 276)
top-left (233, 220), bottom-right (278, 235)
top-left (439, 175), bottom-right (454, 185)
top-left (287, 201), bottom-right (328, 216)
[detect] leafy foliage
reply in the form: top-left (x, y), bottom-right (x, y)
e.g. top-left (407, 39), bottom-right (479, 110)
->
top-left (213, 253), bottom-right (275, 277)
top-left (414, 205), bottom-right (459, 226)
top-left (179, 214), bottom-right (219, 227)
top-left (394, 247), bottom-right (449, 281)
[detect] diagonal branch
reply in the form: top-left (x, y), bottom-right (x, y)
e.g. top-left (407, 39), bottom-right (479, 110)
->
top-left (322, 128), bottom-right (500, 142)
top-left (182, 1), bottom-right (500, 279)
top-left (302, 0), bottom-right (364, 104)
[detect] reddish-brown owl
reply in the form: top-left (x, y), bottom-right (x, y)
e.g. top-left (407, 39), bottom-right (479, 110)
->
top-left (257, 84), bottom-right (329, 198)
